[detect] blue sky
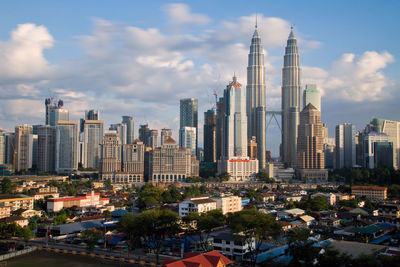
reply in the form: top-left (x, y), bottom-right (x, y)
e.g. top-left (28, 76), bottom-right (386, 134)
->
top-left (0, 1), bottom-right (399, 156)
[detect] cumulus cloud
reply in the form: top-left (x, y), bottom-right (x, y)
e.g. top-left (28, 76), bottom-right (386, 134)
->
top-left (0, 23), bottom-right (54, 81)
top-left (303, 51), bottom-right (394, 102)
top-left (165, 3), bottom-right (210, 27)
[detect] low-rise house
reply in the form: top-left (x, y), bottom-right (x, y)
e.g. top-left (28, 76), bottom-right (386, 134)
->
top-left (284, 208), bottom-right (305, 217)
top-left (261, 192), bottom-right (275, 203)
top-left (0, 194), bottom-right (34, 211)
top-left (12, 209), bottom-right (43, 218)
top-left (300, 215), bottom-right (315, 226)
top-left (211, 228), bottom-right (255, 261)
top-left (335, 193), bottom-right (354, 201)
top-left (34, 192), bottom-right (60, 200)
top-left (319, 217), bottom-right (341, 227)
top-left (0, 206), bottom-right (11, 219)
top-left (179, 196), bottom-right (217, 217)
top-left (162, 250), bottom-right (232, 267)
top-left (0, 215), bottom-right (29, 227)
top-left (281, 195), bottom-right (303, 202)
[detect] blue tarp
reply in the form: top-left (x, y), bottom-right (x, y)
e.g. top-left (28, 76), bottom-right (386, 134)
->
top-left (370, 235), bottom-right (392, 245)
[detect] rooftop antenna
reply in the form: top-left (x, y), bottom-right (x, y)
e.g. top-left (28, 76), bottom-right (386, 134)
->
top-left (255, 13), bottom-right (258, 28)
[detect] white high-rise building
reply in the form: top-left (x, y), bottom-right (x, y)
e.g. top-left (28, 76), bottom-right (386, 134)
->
top-left (14, 125), bottom-right (33, 172)
top-left (303, 84), bottom-right (321, 111)
top-left (0, 131), bottom-right (5, 165)
top-left (83, 120), bottom-right (104, 169)
top-left (335, 123), bottom-right (356, 169)
top-left (282, 27), bottom-right (302, 168)
top-left (179, 126), bottom-right (197, 156)
top-left (246, 23), bottom-right (266, 170)
top-left (109, 123), bottom-right (127, 145)
top-left (218, 76), bottom-right (258, 181)
top-left (56, 121), bottom-right (79, 174)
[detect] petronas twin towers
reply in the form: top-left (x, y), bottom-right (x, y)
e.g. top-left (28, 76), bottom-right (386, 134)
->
top-left (246, 24), bottom-right (301, 169)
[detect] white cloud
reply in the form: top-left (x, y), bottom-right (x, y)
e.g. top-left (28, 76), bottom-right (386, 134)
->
top-left (303, 51), bottom-right (395, 102)
top-left (0, 23), bottom-right (54, 81)
top-left (165, 3), bottom-right (210, 27)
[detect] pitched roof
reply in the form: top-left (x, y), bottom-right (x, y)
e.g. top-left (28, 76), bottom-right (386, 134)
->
top-left (162, 250), bottom-right (232, 267)
top-left (163, 137), bottom-right (176, 144)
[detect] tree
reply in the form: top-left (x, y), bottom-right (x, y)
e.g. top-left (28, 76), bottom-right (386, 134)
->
top-left (81, 229), bottom-right (103, 251)
top-left (257, 172), bottom-right (274, 183)
top-left (182, 210), bottom-right (226, 252)
top-left (228, 209), bottom-right (281, 267)
top-left (162, 185), bottom-right (183, 203)
top-left (137, 184), bottom-right (164, 210)
top-left (287, 228), bottom-right (320, 267)
top-left (217, 172), bottom-right (231, 182)
top-left (1, 177), bottom-right (16, 194)
top-left (20, 227), bottom-right (34, 246)
top-left (104, 179), bottom-right (113, 190)
top-left (103, 210), bottom-right (111, 218)
top-left (118, 209), bottom-right (181, 264)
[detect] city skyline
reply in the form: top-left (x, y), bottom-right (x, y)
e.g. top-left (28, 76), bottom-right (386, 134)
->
top-left (0, 1), bottom-right (399, 157)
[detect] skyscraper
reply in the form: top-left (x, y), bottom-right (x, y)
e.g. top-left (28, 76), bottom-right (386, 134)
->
top-left (139, 124), bottom-right (151, 146)
top-left (45, 98), bottom-right (64, 125)
top-left (370, 118), bottom-right (400, 170)
top-left (83, 120), bottom-right (104, 168)
top-left (303, 84), bottom-right (321, 111)
top-left (85, 110), bottom-right (99, 120)
top-left (203, 109), bottom-right (216, 163)
top-left (296, 104), bottom-right (327, 181)
top-left (215, 97), bottom-right (224, 161)
top-left (56, 121), bottom-right (79, 174)
top-left (14, 125), bottom-right (33, 172)
top-left (148, 129), bottom-right (159, 149)
top-left (246, 23), bottom-right (266, 170)
top-left (37, 125), bottom-right (56, 173)
top-left (335, 123), bottom-right (356, 169)
top-left (161, 128), bottom-right (172, 146)
top-left (282, 27), bottom-right (302, 168)
top-left (0, 130), bottom-right (5, 165)
top-left (180, 98), bottom-right (198, 156)
top-left (122, 116), bottom-right (134, 144)
top-left (99, 132), bottom-right (122, 181)
top-left (110, 123), bottom-right (127, 145)
top-left (218, 76), bottom-right (258, 181)
top-left (179, 126), bottom-right (197, 156)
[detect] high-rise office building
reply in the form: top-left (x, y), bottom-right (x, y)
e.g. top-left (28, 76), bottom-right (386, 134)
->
top-left (296, 104), bottom-right (327, 181)
top-left (246, 24), bottom-right (266, 170)
top-left (45, 98), bottom-right (65, 125)
top-left (370, 118), bottom-right (400, 170)
top-left (203, 109), bottom-right (216, 163)
top-left (4, 133), bottom-right (14, 165)
top-left (161, 128), bottom-right (172, 146)
top-left (282, 27), bottom-right (302, 168)
top-left (37, 125), bottom-right (56, 173)
top-left (148, 130), bottom-right (159, 150)
top-left (335, 123), bottom-right (356, 169)
top-left (122, 116), bottom-right (134, 144)
top-left (139, 124), bottom-right (151, 146)
top-left (122, 140), bottom-right (145, 183)
top-left (215, 98), bottom-right (224, 161)
top-left (56, 121), bottom-right (79, 174)
top-left (218, 76), bottom-right (258, 181)
top-left (99, 132), bottom-right (122, 180)
top-left (303, 84), bottom-right (321, 111)
top-left (85, 110), bottom-right (99, 120)
top-left (150, 137), bottom-right (199, 183)
top-left (180, 98), bottom-right (198, 156)
top-left (14, 125), bottom-right (33, 172)
top-left (83, 120), bottom-right (104, 169)
top-left (179, 127), bottom-right (197, 156)
top-left (0, 130), bottom-right (5, 165)
top-left (110, 123), bottom-right (127, 145)
top-left (248, 136), bottom-right (258, 160)
top-left (363, 132), bottom-right (390, 169)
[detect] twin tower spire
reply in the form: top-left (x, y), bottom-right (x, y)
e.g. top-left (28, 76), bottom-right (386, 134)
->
top-left (245, 17), bottom-right (300, 169)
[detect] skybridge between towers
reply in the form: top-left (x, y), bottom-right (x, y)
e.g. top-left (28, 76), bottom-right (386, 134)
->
top-left (266, 110), bottom-right (282, 132)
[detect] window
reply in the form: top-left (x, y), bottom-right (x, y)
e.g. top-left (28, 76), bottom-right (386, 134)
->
top-left (214, 239), bottom-right (222, 243)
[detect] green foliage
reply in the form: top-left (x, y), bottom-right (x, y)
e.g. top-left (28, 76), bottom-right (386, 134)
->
top-left (103, 210), bottom-right (111, 218)
top-left (104, 179), bottom-right (113, 190)
top-left (296, 196), bottom-right (329, 212)
top-left (257, 172), bottom-right (274, 183)
top-left (81, 229), bottom-right (103, 251)
top-left (28, 220), bottom-right (38, 230)
top-left (182, 210), bottom-right (226, 251)
top-left (118, 209), bottom-right (180, 264)
top-left (331, 168), bottom-right (400, 186)
top-left (217, 172), bottom-right (231, 181)
top-left (388, 184), bottom-right (400, 199)
top-left (0, 222), bottom-right (33, 242)
top-left (338, 199), bottom-right (358, 208)
top-left (137, 184), bottom-right (164, 210)
top-left (54, 209), bottom-right (69, 225)
top-left (161, 185), bottom-right (183, 203)
top-left (1, 177), bottom-right (16, 194)
top-left (228, 209), bottom-right (282, 266)
top-left (247, 188), bottom-right (263, 202)
top-left (183, 185), bottom-right (208, 198)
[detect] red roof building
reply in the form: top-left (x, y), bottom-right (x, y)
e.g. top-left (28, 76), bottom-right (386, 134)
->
top-left (162, 250), bottom-right (233, 267)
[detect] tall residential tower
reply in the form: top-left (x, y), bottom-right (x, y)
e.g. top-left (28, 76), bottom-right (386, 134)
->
top-left (246, 23), bottom-right (266, 170)
top-left (282, 27), bottom-right (302, 168)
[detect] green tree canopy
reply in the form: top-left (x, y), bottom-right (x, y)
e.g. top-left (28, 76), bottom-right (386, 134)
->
top-left (1, 177), bottom-right (16, 194)
top-left (81, 229), bottom-right (103, 251)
